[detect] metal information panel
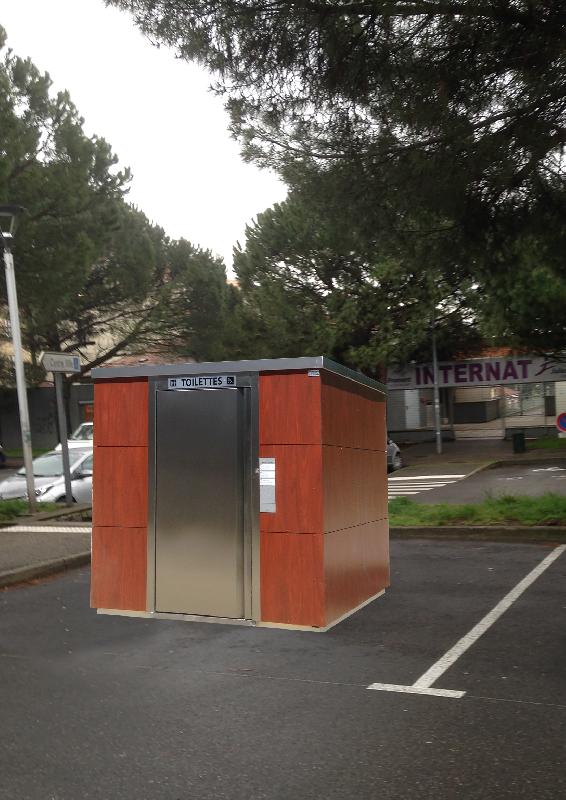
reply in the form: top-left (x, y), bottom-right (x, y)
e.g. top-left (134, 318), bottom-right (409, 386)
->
top-left (168, 374), bottom-right (236, 390)
top-left (259, 457), bottom-right (276, 513)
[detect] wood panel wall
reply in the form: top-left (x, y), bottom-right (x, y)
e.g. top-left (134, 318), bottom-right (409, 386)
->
top-left (259, 369), bottom-right (389, 628)
top-left (259, 372), bottom-right (326, 626)
top-left (91, 378), bottom-right (149, 611)
top-left (320, 371), bottom-right (389, 625)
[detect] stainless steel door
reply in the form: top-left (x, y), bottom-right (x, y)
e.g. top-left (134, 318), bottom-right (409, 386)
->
top-left (154, 388), bottom-right (244, 617)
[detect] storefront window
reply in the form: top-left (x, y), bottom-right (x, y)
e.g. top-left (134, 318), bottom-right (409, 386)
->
top-left (501, 384), bottom-right (545, 417)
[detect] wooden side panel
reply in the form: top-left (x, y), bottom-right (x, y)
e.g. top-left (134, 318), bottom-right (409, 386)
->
top-left (259, 372), bottom-right (322, 445)
top-left (322, 447), bottom-right (388, 532)
top-left (94, 378), bottom-right (149, 447)
top-left (324, 520), bottom-right (390, 626)
top-left (91, 526), bottom-right (147, 611)
top-left (320, 370), bottom-right (389, 625)
top-left (258, 368), bottom-right (388, 628)
top-left (93, 446), bottom-right (148, 529)
top-left (321, 371), bottom-right (386, 451)
top-left (91, 377), bottom-right (149, 612)
top-left (259, 444), bottom-right (323, 534)
top-left (260, 532), bottom-right (325, 627)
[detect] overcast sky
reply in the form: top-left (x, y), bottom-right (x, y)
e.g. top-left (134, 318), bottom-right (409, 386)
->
top-left (1, 0), bottom-right (287, 274)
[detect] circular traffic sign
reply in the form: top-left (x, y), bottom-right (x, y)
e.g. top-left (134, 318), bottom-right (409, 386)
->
top-left (556, 412), bottom-right (566, 432)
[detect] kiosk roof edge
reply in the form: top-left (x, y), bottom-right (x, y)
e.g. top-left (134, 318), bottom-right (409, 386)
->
top-left (92, 356), bottom-right (386, 394)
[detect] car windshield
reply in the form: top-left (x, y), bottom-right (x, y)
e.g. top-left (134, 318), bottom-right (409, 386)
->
top-left (17, 451), bottom-right (85, 478)
top-left (70, 424), bottom-right (93, 441)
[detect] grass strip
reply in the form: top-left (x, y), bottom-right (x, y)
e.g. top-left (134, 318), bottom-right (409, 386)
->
top-left (526, 438), bottom-right (566, 451)
top-left (3, 448), bottom-right (50, 458)
top-left (0, 499), bottom-right (59, 523)
top-left (389, 493), bottom-right (566, 527)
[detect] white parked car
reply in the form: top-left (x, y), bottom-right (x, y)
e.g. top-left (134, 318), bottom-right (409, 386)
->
top-left (387, 438), bottom-right (403, 472)
top-left (55, 422), bottom-right (93, 451)
top-left (0, 448), bottom-right (93, 503)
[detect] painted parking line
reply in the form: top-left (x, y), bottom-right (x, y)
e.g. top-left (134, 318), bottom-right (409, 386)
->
top-left (365, 683), bottom-right (465, 699)
top-left (368, 544), bottom-right (566, 699)
top-left (388, 474), bottom-right (466, 498)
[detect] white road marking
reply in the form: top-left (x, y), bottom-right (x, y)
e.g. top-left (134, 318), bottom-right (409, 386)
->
top-left (388, 490), bottom-right (449, 496)
top-left (3, 525), bottom-right (91, 534)
top-left (413, 545), bottom-right (566, 690)
top-left (391, 481), bottom-right (452, 484)
top-left (388, 473), bottom-right (466, 498)
top-left (388, 484), bottom-right (452, 490)
top-left (388, 490), bottom-right (452, 496)
top-left (366, 683), bottom-right (465, 699)
top-left (389, 475), bottom-right (466, 481)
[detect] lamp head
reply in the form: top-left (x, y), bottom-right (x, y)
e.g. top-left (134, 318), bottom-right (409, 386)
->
top-left (0, 205), bottom-right (25, 243)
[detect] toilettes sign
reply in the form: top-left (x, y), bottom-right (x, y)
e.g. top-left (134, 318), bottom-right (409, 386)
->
top-left (387, 356), bottom-right (566, 390)
top-left (168, 375), bottom-right (236, 389)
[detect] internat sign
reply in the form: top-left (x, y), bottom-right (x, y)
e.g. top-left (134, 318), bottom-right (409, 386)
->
top-left (387, 354), bottom-right (566, 442)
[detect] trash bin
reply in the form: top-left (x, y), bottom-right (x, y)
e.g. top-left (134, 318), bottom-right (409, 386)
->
top-left (90, 357), bottom-right (390, 631)
top-left (512, 430), bottom-right (526, 454)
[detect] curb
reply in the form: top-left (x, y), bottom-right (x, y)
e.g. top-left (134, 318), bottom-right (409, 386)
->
top-left (0, 551), bottom-right (91, 589)
top-left (460, 461), bottom-right (494, 478)
top-left (394, 460), bottom-right (495, 479)
top-left (485, 457), bottom-right (566, 469)
top-left (18, 504), bottom-right (92, 522)
top-left (390, 526), bottom-right (566, 544)
top-left (404, 451), bottom-right (566, 469)
top-left (0, 504), bottom-right (92, 529)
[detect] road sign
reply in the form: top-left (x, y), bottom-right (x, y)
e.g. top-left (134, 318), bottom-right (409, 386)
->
top-left (38, 352), bottom-right (80, 505)
top-left (556, 412), bottom-right (566, 432)
top-left (40, 352), bottom-right (81, 373)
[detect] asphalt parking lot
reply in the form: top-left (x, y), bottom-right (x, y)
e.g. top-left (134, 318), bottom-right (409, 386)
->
top-left (1, 539), bottom-right (565, 799)
top-left (412, 459), bottom-right (566, 504)
top-left (388, 459), bottom-right (566, 504)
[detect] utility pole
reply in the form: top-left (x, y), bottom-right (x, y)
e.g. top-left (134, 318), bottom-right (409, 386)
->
top-left (0, 206), bottom-right (36, 510)
top-left (54, 372), bottom-right (73, 506)
top-left (431, 317), bottom-right (443, 455)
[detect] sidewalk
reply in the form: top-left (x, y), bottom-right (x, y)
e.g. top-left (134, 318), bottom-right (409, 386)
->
top-left (402, 439), bottom-right (566, 467)
top-left (0, 518), bottom-right (91, 588)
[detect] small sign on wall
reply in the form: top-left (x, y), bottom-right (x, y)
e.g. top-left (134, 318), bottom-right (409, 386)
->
top-left (259, 458), bottom-right (276, 513)
top-left (168, 375), bottom-right (236, 390)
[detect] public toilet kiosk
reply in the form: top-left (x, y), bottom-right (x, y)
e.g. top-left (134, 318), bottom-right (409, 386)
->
top-left (90, 357), bottom-right (390, 631)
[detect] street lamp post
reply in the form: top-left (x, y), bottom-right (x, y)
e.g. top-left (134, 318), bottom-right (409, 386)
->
top-left (431, 316), bottom-right (443, 455)
top-left (0, 206), bottom-right (36, 511)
